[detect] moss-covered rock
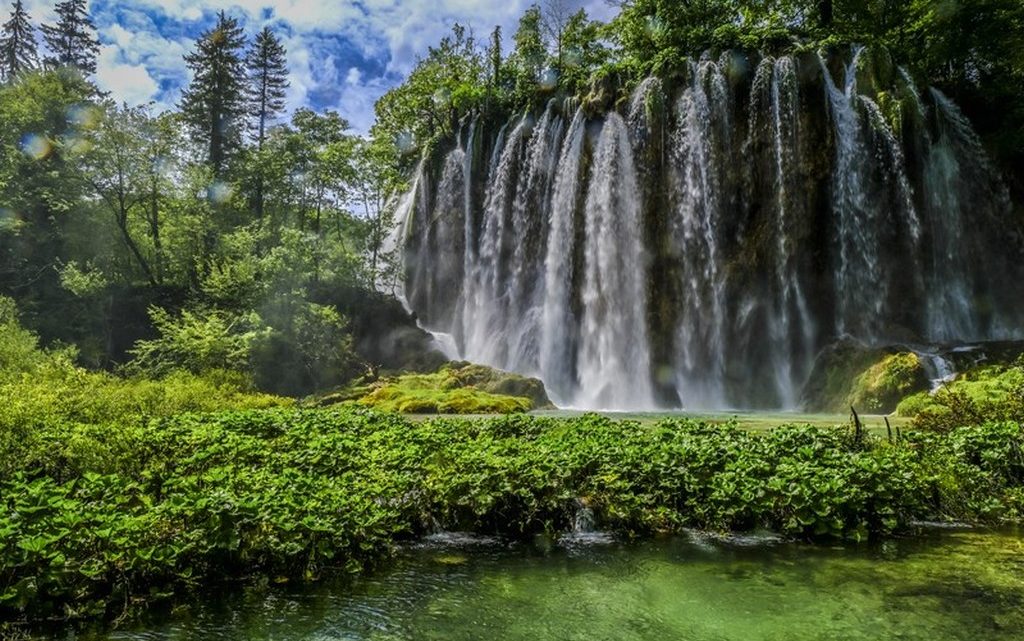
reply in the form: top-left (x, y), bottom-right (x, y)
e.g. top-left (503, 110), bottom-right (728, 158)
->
top-left (319, 362), bottom-right (551, 414)
top-left (803, 341), bottom-right (928, 413)
top-left (444, 361), bottom-right (552, 409)
top-left (847, 352), bottom-right (928, 413)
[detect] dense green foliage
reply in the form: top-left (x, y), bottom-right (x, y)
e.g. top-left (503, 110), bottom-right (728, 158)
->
top-left (0, 14), bottom-right (408, 397)
top-left (1, 407), bottom-right (1021, 624)
top-left (898, 359), bottom-right (1024, 431)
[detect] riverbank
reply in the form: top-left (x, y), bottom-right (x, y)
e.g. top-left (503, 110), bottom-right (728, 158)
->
top-left (1, 409), bottom-right (1021, 630)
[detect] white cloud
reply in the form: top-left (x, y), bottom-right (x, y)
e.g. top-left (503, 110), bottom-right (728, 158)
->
top-left (95, 46), bottom-right (160, 105)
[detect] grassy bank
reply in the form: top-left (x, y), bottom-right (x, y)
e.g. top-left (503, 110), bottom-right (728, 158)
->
top-left (1, 408), bottom-right (1022, 627)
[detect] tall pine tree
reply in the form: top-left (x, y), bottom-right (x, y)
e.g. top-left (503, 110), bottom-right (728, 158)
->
top-left (40, 0), bottom-right (99, 76)
top-left (246, 27), bottom-right (288, 149)
top-left (1, 0), bottom-right (38, 81)
top-left (180, 11), bottom-right (248, 176)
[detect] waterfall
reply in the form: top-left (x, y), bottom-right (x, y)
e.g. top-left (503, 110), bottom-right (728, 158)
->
top-left (922, 88), bottom-right (1016, 341)
top-left (460, 116), bottom-right (531, 368)
top-left (505, 105), bottom-right (565, 372)
top-left (539, 110), bottom-right (586, 403)
top-left (399, 48), bottom-right (1024, 412)
top-left (577, 113), bottom-right (655, 409)
top-left (668, 58), bottom-right (731, 409)
top-left (767, 56), bottom-right (815, 407)
top-left (822, 49), bottom-right (924, 342)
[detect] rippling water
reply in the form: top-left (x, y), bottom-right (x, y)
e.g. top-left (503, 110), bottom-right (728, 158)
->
top-left (88, 527), bottom-right (1023, 641)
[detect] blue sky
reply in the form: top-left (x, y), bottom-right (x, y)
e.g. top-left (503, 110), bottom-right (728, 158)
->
top-left (13, 1), bottom-right (619, 133)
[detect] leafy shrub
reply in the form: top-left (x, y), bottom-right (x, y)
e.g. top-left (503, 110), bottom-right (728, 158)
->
top-left (129, 306), bottom-right (272, 377)
top-left (899, 363), bottom-right (1024, 431)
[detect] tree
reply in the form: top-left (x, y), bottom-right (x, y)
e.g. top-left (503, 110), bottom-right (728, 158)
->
top-left (40, 0), bottom-right (99, 76)
top-left (348, 137), bottom-right (400, 285)
top-left (245, 27), bottom-right (289, 219)
top-left (373, 23), bottom-right (486, 162)
top-left (541, 0), bottom-right (573, 74)
top-left (508, 5), bottom-right (547, 101)
top-left (0, 0), bottom-right (38, 81)
top-left (76, 103), bottom-right (160, 286)
top-left (487, 26), bottom-right (503, 89)
top-left (287, 108), bottom-right (354, 235)
top-left (246, 27), bottom-right (289, 148)
top-left (180, 11), bottom-right (248, 176)
top-left (559, 9), bottom-right (609, 93)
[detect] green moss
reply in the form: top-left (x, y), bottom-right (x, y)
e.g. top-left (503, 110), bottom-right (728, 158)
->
top-left (344, 363), bottom-right (545, 414)
top-left (896, 391), bottom-right (936, 417)
top-left (897, 363), bottom-right (1024, 427)
top-left (804, 344), bottom-right (928, 414)
top-left (952, 365), bottom-right (1024, 403)
top-left (848, 352), bottom-right (928, 413)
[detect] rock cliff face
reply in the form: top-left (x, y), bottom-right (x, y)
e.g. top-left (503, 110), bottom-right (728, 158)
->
top-left (398, 46), bottom-right (1024, 411)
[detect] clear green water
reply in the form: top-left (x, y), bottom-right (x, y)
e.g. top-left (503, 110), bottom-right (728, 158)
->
top-left (95, 528), bottom-right (1023, 641)
top-left (408, 410), bottom-right (909, 434)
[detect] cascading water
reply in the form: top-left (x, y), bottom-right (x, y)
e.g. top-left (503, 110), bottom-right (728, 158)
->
top-left (539, 110), bottom-right (586, 404)
top-left (400, 47), bottom-right (1024, 411)
top-left (741, 55), bottom-right (819, 408)
top-left (459, 116), bottom-right (531, 368)
top-left (821, 48), bottom-right (923, 341)
top-left (921, 88), bottom-right (1017, 342)
top-left (576, 113), bottom-right (655, 409)
top-left (667, 58), bottom-right (731, 409)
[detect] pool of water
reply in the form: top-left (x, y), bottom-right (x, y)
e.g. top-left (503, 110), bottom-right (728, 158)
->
top-left (407, 410), bottom-right (909, 433)
top-left (92, 527), bottom-right (1023, 641)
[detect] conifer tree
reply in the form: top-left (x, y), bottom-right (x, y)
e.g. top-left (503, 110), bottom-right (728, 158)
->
top-left (40, 0), bottom-right (99, 76)
top-left (179, 11), bottom-right (248, 176)
top-left (246, 27), bottom-right (289, 149)
top-left (1, 0), bottom-right (38, 81)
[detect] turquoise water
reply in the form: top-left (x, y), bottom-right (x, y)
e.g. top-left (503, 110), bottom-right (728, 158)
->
top-left (92, 527), bottom-right (1023, 641)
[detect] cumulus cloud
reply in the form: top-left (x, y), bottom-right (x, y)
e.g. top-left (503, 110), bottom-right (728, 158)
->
top-left (95, 45), bottom-right (160, 105)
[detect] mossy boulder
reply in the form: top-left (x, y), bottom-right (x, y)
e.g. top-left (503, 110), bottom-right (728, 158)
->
top-left (443, 361), bottom-right (552, 409)
top-left (320, 362), bottom-right (552, 415)
top-left (847, 352), bottom-right (929, 413)
top-left (803, 341), bottom-right (929, 413)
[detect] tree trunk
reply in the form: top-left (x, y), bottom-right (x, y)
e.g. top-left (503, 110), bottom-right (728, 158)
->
top-left (148, 179), bottom-right (163, 284)
top-left (116, 202), bottom-right (157, 287)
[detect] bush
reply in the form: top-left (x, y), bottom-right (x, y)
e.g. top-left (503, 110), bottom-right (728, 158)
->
top-left (128, 306), bottom-right (272, 377)
top-left (898, 362), bottom-right (1024, 431)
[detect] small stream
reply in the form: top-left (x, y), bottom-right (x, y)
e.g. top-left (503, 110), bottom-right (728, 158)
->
top-left (87, 526), bottom-right (1023, 640)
